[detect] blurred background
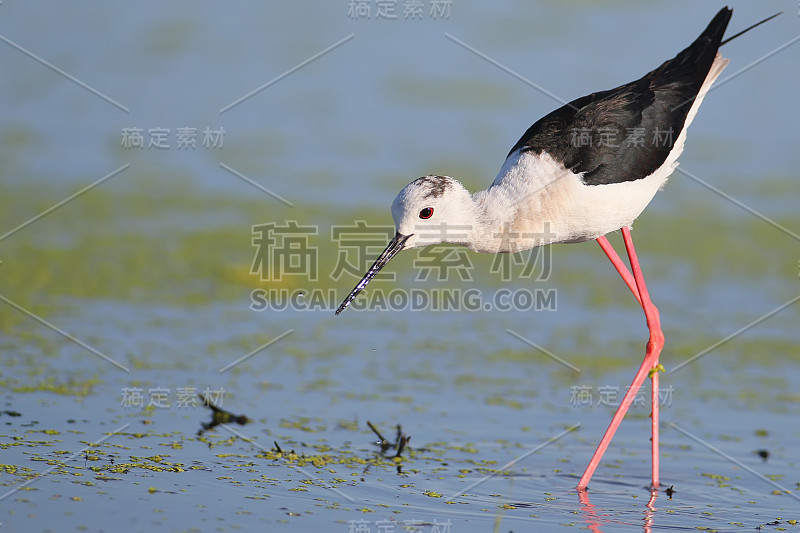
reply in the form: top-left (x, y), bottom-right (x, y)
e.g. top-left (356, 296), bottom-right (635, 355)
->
top-left (1, 1), bottom-right (798, 531)
top-left (2, 1), bottom-right (797, 204)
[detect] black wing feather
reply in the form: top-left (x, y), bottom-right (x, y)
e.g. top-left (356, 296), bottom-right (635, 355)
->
top-left (507, 7), bottom-right (732, 186)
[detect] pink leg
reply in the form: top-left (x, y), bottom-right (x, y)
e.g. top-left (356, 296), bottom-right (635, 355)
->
top-left (577, 227), bottom-right (664, 491)
top-left (621, 227), bottom-right (663, 490)
top-left (596, 235), bottom-right (641, 305)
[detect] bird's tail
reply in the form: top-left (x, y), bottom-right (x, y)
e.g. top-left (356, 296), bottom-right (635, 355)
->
top-left (658, 7), bottom-right (732, 85)
top-left (721, 10), bottom-right (782, 47)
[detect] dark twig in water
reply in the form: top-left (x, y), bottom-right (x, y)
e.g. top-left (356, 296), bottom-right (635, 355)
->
top-left (197, 394), bottom-right (250, 436)
top-left (366, 421), bottom-right (411, 458)
top-left (395, 433), bottom-right (410, 458)
top-left (393, 425), bottom-right (411, 458)
top-left (367, 420), bottom-right (392, 452)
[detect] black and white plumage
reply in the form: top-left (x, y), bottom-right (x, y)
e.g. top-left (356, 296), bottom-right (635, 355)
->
top-left (336, 7), bottom-right (778, 491)
top-left (336, 6), bottom-right (773, 315)
top-left (507, 8), bottom-right (732, 187)
top-left (468, 7), bottom-right (733, 250)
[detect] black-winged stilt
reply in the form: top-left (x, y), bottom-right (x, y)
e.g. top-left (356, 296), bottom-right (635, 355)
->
top-left (335, 7), bottom-right (777, 491)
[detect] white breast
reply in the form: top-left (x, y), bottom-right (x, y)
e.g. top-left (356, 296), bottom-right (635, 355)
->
top-left (477, 150), bottom-right (668, 249)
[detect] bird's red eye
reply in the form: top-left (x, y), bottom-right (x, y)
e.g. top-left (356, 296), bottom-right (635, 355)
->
top-left (418, 207), bottom-right (434, 219)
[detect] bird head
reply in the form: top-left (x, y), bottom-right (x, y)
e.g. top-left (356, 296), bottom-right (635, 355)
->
top-left (335, 175), bottom-right (474, 314)
top-left (391, 175), bottom-right (475, 249)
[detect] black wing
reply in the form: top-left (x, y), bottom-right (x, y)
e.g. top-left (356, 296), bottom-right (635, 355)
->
top-left (507, 7), bottom-right (732, 186)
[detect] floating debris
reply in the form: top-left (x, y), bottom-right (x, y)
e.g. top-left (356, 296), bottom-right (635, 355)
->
top-left (757, 520), bottom-right (782, 531)
top-left (367, 421), bottom-right (392, 453)
top-left (197, 394), bottom-right (250, 436)
top-left (756, 449), bottom-right (770, 462)
top-left (366, 421), bottom-right (411, 458)
top-left (395, 432), bottom-right (410, 459)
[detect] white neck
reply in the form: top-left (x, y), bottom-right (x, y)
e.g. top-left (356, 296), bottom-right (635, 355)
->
top-left (465, 152), bottom-right (571, 253)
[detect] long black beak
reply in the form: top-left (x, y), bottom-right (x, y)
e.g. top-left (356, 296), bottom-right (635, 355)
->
top-left (335, 232), bottom-right (411, 315)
